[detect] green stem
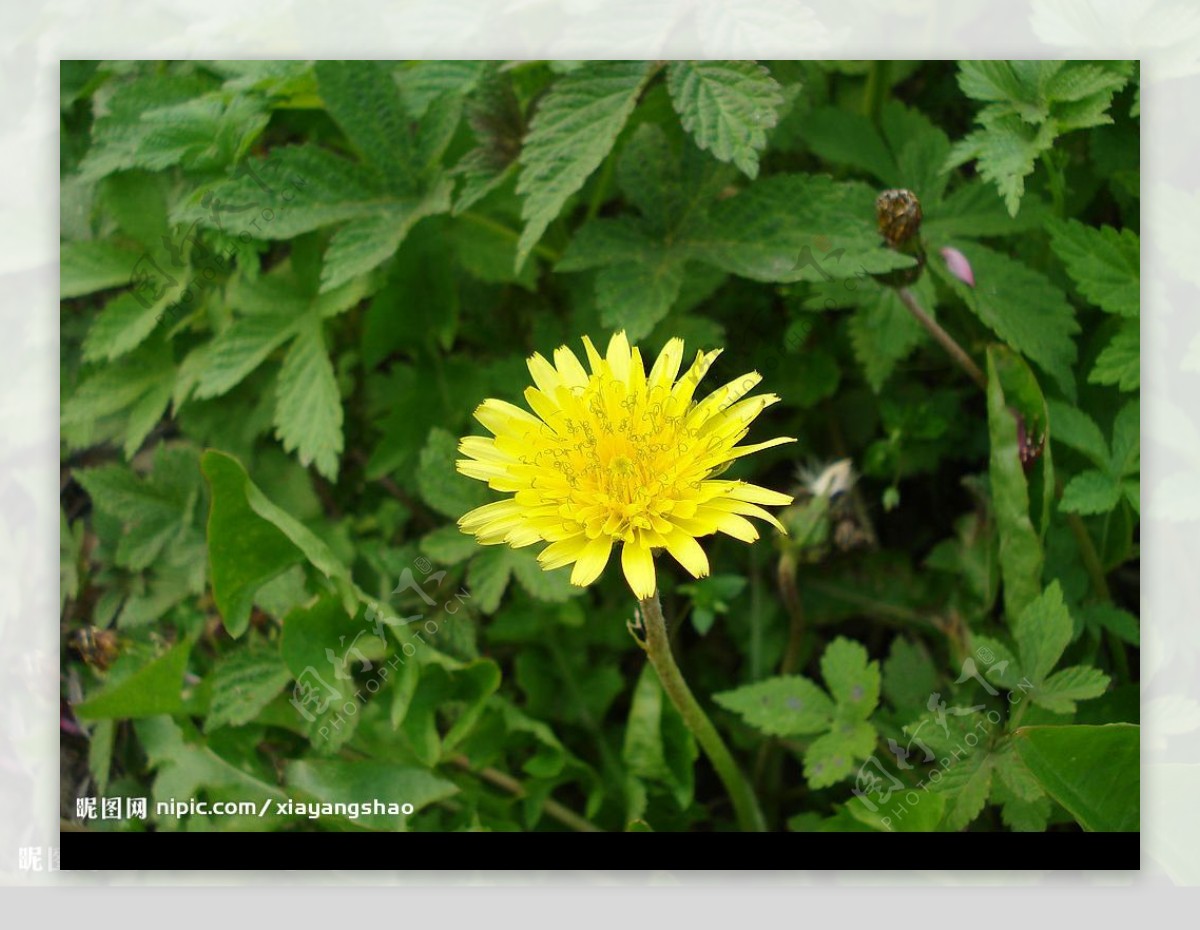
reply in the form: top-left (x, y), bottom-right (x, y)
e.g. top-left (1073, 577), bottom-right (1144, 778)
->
top-left (638, 593), bottom-right (767, 832)
top-left (863, 60), bottom-right (890, 126)
top-left (1041, 151), bottom-right (1067, 218)
top-left (459, 210), bottom-right (562, 264)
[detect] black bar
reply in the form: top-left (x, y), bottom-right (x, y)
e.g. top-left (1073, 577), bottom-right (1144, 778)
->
top-left (61, 829), bottom-right (1139, 872)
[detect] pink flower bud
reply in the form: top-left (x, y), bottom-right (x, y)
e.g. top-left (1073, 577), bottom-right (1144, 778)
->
top-left (940, 246), bottom-right (975, 288)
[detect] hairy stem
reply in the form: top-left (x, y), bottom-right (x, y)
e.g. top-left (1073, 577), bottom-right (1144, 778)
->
top-left (897, 286), bottom-right (988, 390)
top-left (639, 593), bottom-right (767, 832)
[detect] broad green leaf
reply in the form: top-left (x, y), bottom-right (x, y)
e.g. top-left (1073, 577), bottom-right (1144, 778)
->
top-left (713, 675), bottom-right (834, 736)
top-left (1013, 723), bottom-right (1139, 831)
top-left (273, 315), bottom-right (343, 480)
top-left (1047, 219), bottom-right (1139, 318)
top-left (622, 663), bottom-right (697, 810)
top-left (285, 759), bottom-right (458, 831)
top-left (61, 240), bottom-right (143, 297)
top-left (1080, 603), bottom-right (1140, 646)
top-left (516, 60), bottom-right (655, 268)
top-left (75, 638), bottom-right (193, 720)
top-left (205, 649), bottom-right (294, 731)
top-left (882, 637), bottom-right (939, 712)
top-left (693, 174), bottom-right (916, 282)
top-left (820, 636), bottom-right (881, 720)
top-left (936, 242), bottom-right (1078, 398)
top-left (666, 60), bottom-right (784, 179)
top-left (846, 791), bottom-right (946, 833)
top-left (201, 450), bottom-right (357, 636)
top-left (202, 451), bottom-right (306, 637)
top-left (798, 106), bottom-right (897, 184)
top-left (1014, 580), bottom-right (1073, 685)
top-left (82, 291), bottom-right (172, 363)
top-left (986, 346), bottom-right (1051, 624)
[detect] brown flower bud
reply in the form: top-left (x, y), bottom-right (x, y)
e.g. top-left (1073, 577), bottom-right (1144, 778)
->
top-left (875, 188), bottom-right (923, 247)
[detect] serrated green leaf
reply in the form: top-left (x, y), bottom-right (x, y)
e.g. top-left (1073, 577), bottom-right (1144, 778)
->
top-left (1033, 665), bottom-right (1111, 714)
top-left (1047, 218), bottom-right (1139, 318)
top-left (315, 60), bottom-right (418, 191)
top-left (1046, 400), bottom-right (1109, 468)
top-left (820, 637), bottom-right (881, 719)
top-left (319, 179), bottom-right (453, 293)
top-left (466, 546), bottom-right (514, 615)
top-left (516, 61), bottom-right (654, 268)
top-left (194, 312), bottom-right (297, 400)
top-left (1090, 319), bottom-right (1139, 391)
top-left (273, 315), bottom-right (343, 480)
top-left (667, 60), bottom-right (783, 179)
top-left (417, 427), bottom-right (489, 519)
top-left (1060, 469), bottom-right (1122, 515)
top-left (61, 240), bottom-right (143, 298)
top-left (946, 117), bottom-right (1057, 217)
top-left (420, 525), bottom-right (481, 566)
top-left (594, 251), bottom-right (686, 340)
top-left (175, 145), bottom-right (383, 240)
top-left (938, 242), bottom-right (1078, 397)
top-left (694, 174), bottom-right (916, 282)
top-left (848, 280), bottom-right (929, 392)
top-left (205, 650), bottom-right (294, 731)
top-left (1080, 603), bottom-right (1140, 646)
top-left (803, 721), bottom-right (876, 790)
top-left (1013, 723), bottom-right (1138, 831)
top-left (74, 447), bottom-right (199, 571)
top-left (1014, 580), bottom-right (1073, 685)
top-left (713, 675), bottom-right (834, 736)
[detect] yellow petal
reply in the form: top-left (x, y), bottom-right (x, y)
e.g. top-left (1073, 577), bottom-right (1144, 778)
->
top-left (538, 535), bottom-right (589, 570)
top-left (606, 331), bottom-right (631, 384)
top-left (663, 529), bottom-right (710, 579)
top-left (554, 345), bottom-right (589, 388)
top-left (571, 535), bottom-right (613, 587)
top-left (621, 541), bottom-right (657, 599)
top-left (648, 337), bottom-right (685, 390)
top-left (526, 352), bottom-right (562, 395)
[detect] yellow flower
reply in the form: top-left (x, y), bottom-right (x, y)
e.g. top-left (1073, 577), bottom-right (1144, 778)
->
top-left (456, 332), bottom-right (795, 600)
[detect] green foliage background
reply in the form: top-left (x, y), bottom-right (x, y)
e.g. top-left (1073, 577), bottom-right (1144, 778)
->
top-left (60, 60), bottom-right (1139, 833)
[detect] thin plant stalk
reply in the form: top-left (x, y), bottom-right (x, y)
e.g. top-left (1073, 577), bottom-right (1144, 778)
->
top-left (638, 592), bottom-right (767, 832)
